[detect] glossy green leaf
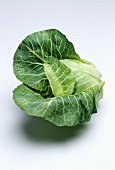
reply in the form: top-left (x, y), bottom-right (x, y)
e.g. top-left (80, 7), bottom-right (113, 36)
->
top-left (13, 84), bottom-right (102, 126)
top-left (13, 29), bottom-right (79, 92)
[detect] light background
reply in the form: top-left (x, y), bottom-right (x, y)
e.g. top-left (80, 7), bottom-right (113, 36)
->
top-left (0, 0), bottom-right (115, 169)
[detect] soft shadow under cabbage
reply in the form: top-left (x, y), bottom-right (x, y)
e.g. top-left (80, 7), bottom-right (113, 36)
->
top-left (21, 115), bottom-right (89, 143)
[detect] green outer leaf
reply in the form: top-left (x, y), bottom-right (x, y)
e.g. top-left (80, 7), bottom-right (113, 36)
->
top-left (13, 84), bottom-right (103, 126)
top-left (13, 29), bottom-right (79, 92)
top-left (13, 50), bottom-right (49, 92)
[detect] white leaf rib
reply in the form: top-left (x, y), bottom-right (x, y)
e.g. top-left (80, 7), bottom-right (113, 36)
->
top-left (72, 96), bottom-right (80, 116)
top-left (82, 92), bottom-right (89, 108)
top-left (28, 39), bottom-right (34, 51)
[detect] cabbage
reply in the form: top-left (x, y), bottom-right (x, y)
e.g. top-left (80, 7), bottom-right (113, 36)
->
top-left (13, 29), bottom-right (104, 126)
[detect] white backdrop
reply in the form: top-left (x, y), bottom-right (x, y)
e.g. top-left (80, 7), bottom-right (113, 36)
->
top-left (0, 0), bottom-right (115, 169)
